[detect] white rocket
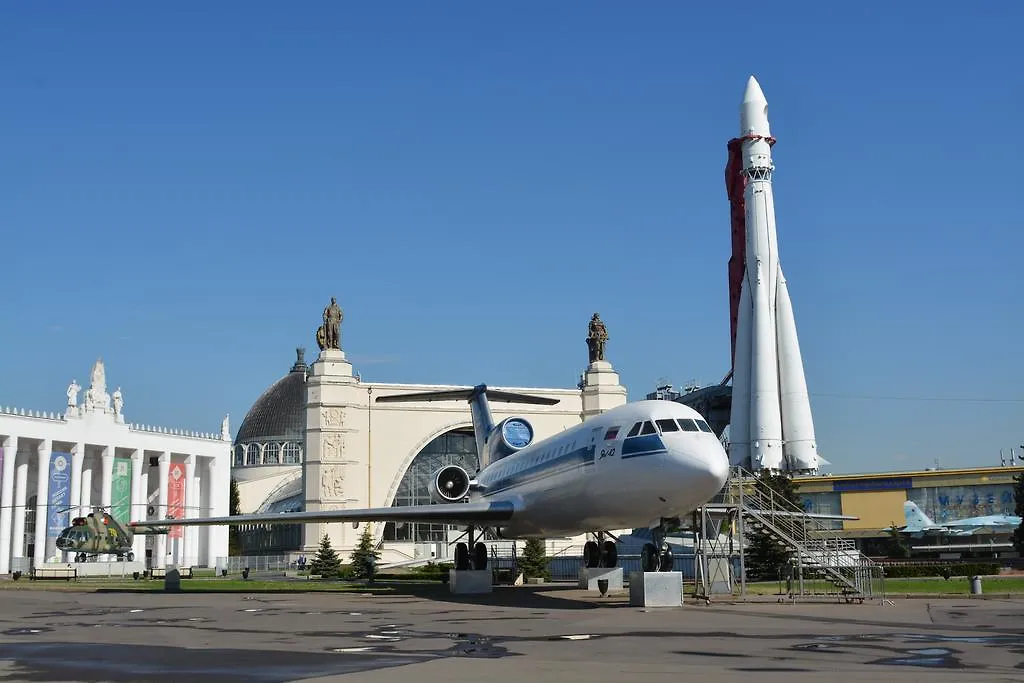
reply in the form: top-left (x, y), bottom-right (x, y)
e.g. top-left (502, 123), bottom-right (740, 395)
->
top-left (728, 76), bottom-right (818, 473)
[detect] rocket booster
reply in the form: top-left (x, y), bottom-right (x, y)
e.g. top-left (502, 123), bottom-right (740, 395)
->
top-left (728, 76), bottom-right (818, 473)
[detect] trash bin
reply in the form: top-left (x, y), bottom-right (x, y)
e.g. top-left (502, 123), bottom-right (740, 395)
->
top-left (597, 578), bottom-right (609, 597)
top-left (970, 575), bottom-right (982, 595)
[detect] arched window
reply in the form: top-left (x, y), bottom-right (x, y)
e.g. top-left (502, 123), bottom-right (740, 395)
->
top-left (282, 442), bottom-right (302, 464)
top-left (234, 445), bottom-right (245, 467)
top-left (263, 443), bottom-right (280, 465)
top-left (246, 443), bottom-right (261, 466)
top-left (383, 428), bottom-right (478, 543)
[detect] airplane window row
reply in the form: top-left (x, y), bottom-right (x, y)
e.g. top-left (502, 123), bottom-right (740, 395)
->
top-left (624, 417), bottom-right (713, 438)
top-left (496, 439), bottom-right (579, 479)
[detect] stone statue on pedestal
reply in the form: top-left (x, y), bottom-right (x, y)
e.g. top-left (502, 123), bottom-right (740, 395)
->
top-left (586, 313), bottom-right (609, 364)
top-left (85, 358), bottom-right (111, 411)
top-left (67, 380), bottom-right (81, 408)
top-left (221, 415), bottom-right (231, 441)
top-left (317, 296), bottom-right (344, 351)
top-left (112, 387), bottom-right (123, 417)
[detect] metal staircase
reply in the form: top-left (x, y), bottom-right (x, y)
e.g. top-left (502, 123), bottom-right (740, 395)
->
top-left (718, 467), bottom-right (886, 601)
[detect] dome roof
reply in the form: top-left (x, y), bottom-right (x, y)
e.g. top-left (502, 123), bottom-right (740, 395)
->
top-left (235, 348), bottom-right (309, 444)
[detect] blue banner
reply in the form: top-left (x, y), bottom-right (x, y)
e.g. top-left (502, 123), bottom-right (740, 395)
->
top-left (46, 452), bottom-right (72, 538)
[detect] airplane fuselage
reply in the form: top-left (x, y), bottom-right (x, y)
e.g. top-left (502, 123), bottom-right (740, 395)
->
top-left (471, 400), bottom-right (730, 537)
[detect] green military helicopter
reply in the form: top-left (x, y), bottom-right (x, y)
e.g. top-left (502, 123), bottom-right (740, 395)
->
top-left (55, 508), bottom-right (167, 563)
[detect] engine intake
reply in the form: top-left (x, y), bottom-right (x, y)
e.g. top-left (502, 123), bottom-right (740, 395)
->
top-left (428, 465), bottom-right (472, 503)
top-left (484, 416), bottom-right (535, 464)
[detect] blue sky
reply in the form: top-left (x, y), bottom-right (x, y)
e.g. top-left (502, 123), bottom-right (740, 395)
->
top-left (1, 2), bottom-right (1021, 474)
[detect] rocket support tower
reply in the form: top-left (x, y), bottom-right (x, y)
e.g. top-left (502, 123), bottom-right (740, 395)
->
top-left (726, 76), bottom-right (818, 473)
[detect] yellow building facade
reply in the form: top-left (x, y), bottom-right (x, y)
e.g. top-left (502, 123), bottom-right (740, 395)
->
top-left (796, 466), bottom-right (1022, 537)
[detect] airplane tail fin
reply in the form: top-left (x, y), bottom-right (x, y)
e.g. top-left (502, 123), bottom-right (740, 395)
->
top-left (376, 384), bottom-right (559, 468)
top-left (903, 500), bottom-right (935, 529)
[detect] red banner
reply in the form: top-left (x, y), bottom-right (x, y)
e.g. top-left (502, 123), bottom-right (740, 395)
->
top-left (167, 462), bottom-right (186, 539)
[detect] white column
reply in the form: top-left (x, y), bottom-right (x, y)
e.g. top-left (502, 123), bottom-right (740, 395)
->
top-left (130, 450), bottom-right (144, 562)
top-left (101, 447), bottom-right (114, 509)
top-left (99, 446), bottom-right (114, 561)
top-left (189, 472), bottom-right (201, 566)
top-left (34, 441), bottom-right (51, 568)
top-left (12, 459), bottom-right (28, 563)
top-left (183, 456), bottom-right (195, 566)
top-left (205, 457), bottom-right (223, 568)
top-left (69, 443), bottom-right (84, 519)
top-left (139, 468), bottom-right (149, 566)
top-left (156, 452), bottom-right (169, 566)
top-left (80, 469), bottom-right (92, 512)
top-left (0, 436), bottom-right (18, 574)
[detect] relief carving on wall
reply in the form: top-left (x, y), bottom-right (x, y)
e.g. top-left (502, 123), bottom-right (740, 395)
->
top-left (321, 432), bottom-right (345, 462)
top-left (322, 407), bottom-right (345, 429)
top-left (320, 465), bottom-right (345, 499)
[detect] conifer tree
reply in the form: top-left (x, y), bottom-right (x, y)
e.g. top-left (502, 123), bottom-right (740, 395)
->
top-left (518, 538), bottom-right (551, 580)
top-left (350, 526), bottom-right (381, 581)
top-left (228, 478), bottom-right (242, 556)
top-left (310, 534), bottom-right (342, 579)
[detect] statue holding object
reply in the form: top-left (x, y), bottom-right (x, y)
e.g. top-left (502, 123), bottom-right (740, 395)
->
top-left (317, 296), bottom-right (344, 351)
top-left (586, 313), bottom-right (609, 364)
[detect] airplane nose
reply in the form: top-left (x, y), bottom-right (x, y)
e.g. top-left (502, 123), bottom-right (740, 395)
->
top-left (693, 447), bottom-right (730, 495)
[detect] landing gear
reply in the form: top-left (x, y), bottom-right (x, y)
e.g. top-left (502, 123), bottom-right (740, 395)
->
top-left (583, 533), bottom-right (619, 568)
top-left (641, 520), bottom-right (676, 572)
top-left (453, 527), bottom-right (488, 570)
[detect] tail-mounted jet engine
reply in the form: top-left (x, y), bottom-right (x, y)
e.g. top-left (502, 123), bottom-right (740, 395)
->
top-left (485, 417), bottom-right (535, 464)
top-left (428, 465), bottom-right (472, 503)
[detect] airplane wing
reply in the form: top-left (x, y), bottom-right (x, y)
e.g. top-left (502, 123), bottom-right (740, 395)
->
top-left (128, 500), bottom-right (516, 530)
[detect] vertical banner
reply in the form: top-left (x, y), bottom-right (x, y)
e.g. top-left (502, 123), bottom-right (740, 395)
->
top-left (111, 458), bottom-right (132, 523)
top-left (47, 452), bottom-right (72, 539)
top-left (167, 462), bottom-right (186, 539)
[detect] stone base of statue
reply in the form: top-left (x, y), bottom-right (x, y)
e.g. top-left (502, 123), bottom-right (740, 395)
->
top-left (629, 571), bottom-right (683, 607)
top-left (581, 360), bottom-right (628, 419)
top-left (312, 348), bottom-right (354, 379)
top-left (448, 569), bottom-right (493, 594)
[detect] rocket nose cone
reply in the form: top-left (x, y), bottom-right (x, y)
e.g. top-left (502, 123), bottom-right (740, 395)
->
top-left (743, 75), bottom-right (767, 104)
top-left (740, 75), bottom-right (771, 137)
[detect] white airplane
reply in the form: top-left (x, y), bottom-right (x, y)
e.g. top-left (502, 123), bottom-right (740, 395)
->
top-left (130, 385), bottom-right (730, 573)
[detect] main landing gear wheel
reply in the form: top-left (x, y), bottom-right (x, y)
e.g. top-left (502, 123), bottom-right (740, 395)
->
top-left (601, 541), bottom-right (617, 568)
top-left (640, 543), bottom-right (660, 573)
top-left (454, 541), bottom-right (489, 570)
top-left (455, 543), bottom-right (470, 571)
top-left (583, 541), bottom-right (600, 568)
top-left (127, 552), bottom-right (135, 562)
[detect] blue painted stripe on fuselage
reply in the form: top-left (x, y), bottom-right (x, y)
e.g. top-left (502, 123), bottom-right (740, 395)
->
top-left (621, 434), bottom-right (665, 459)
top-left (481, 444), bottom-right (596, 496)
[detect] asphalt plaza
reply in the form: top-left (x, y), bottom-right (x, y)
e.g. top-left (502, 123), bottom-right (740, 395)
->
top-left (0, 584), bottom-right (1022, 682)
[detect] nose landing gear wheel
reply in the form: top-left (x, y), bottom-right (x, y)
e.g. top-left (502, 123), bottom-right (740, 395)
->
top-left (659, 547), bottom-right (674, 572)
top-left (640, 543), bottom-right (659, 573)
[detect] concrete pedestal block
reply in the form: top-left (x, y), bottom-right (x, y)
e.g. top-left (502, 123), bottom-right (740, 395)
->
top-left (629, 571), bottom-right (683, 607)
top-left (578, 567), bottom-right (624, 592)
top-left (448, 569), bottom-right (493, 594)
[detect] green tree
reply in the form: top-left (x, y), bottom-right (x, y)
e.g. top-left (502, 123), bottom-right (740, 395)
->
top-left (518, 538), bottom-right (551, 581)
top-left (1013, 473), bottom-right (1024, 554)
top-left (349, 526), bottom-right (381, 581)
top-left (309, 534), bottom-right (343, 578)
top-left (228, 478), bottom-right (242, 556)
top-left (745, 471), bottom-right (801, 581)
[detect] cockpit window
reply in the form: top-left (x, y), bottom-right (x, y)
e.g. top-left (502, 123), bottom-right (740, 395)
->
top-left (639, 421), bottom-right (656, 435)
top-left (626, 422), bottom-right (642, 438)
top-left (695, 420), bottom-right (714, 433)
top-left (677, 418), bottom-right (700, 432)
top-left (656, 419), bottom-right (679, 433)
